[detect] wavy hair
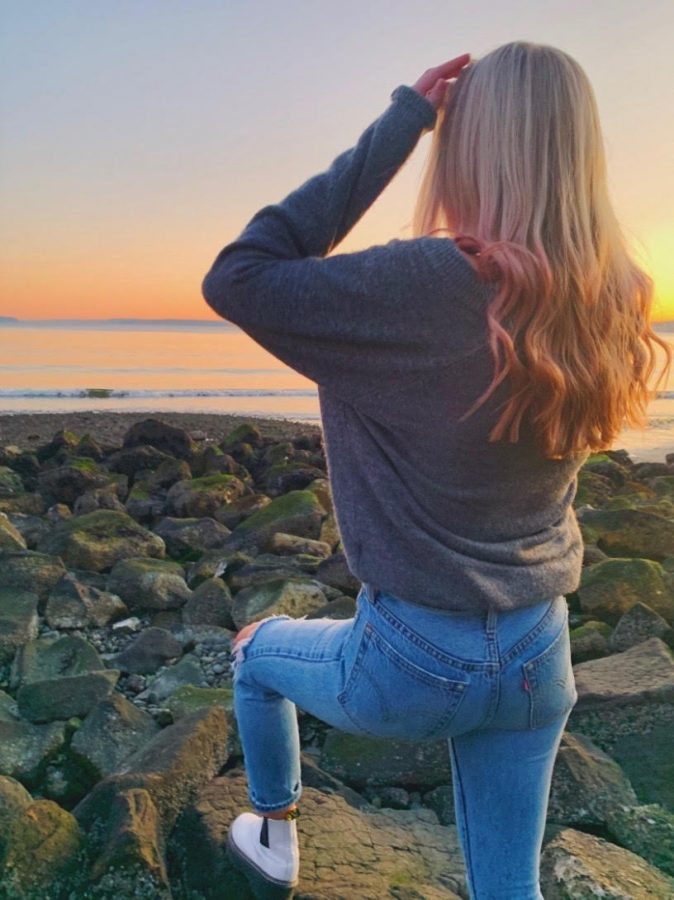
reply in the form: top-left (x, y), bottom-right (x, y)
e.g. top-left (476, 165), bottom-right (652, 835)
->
top-left (412, 41), bottom-right (671, 460)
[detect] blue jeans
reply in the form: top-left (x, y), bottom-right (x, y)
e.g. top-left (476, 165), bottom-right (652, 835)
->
top-left (232, 582), bottom-right (578, 900)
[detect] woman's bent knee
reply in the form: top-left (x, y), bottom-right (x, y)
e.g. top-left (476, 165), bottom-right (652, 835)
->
top-left (230, 614), bottom-right (294, 683)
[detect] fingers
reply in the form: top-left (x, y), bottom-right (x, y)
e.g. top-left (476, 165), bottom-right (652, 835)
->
top-left (433, 53), bottom-right (471, 78)
top-left (413, 54), bottom-right (472, 101)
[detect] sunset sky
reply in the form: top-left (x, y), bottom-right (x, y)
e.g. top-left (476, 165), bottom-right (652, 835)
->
top-left (1, 0), bottom-right (673, 323)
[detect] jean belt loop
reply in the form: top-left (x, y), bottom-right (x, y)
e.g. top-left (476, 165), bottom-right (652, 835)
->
top-left (365, 582), bottom-right (377, 604)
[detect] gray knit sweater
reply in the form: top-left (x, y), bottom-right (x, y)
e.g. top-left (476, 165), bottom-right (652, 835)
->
top-left (202, 83), bottom-right (589, 613)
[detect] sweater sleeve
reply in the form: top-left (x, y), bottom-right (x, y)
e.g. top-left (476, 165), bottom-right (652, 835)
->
top-left (201, 85), bottom-right (475, 404)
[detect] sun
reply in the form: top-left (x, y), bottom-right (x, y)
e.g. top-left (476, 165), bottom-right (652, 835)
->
top-left (631, 226), bottom-right (674, 323)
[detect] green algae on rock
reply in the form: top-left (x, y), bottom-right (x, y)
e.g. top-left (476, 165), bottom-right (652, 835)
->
top-left (229, 489), bottom-right (327, 552)
top-left (166, 473), bottom-right (247, 518)
top-left (578, 557), bottom-right (674, 625)
top-left (36, 509), bottom-right (166, 572)
top-left (577, 508), bottom-right (674, 562)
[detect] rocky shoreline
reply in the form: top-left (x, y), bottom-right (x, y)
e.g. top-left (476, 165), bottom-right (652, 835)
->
top-left (1, 415), bottom-right (674, 898)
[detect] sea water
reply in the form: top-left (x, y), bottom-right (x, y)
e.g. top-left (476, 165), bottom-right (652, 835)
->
top-left (0, 318), bottom-right (673, 463)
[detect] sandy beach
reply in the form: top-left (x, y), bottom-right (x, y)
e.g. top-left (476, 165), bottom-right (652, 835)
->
top-left (0, 411), bottom-right (323, 452)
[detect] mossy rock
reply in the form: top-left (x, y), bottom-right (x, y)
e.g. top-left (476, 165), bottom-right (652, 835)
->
top-left (578, 508), bottom-right (674, 562)
top-left (231, 576), bottom-right (328, 628)
top-left (569, 619), bottom-right (613, 640)
top-left (603, 496), bottom-right (637, 511)
top-left (568, 618), bottom-right (613, 663)
top-left (0, 550), bottom-right (66, 602)
top-left (0, 798), bottom-right (84, 896)
top-left (650, 476), bottom-right (674, 498)
top-left (166, 473), bottom-right (246, 518)
top-left (575, 471), bottom-right (614, 508)
top-left (585, 453), bottom-right (613, 466)
top-left (38, 457), bottom-right (120, 506)
top-left (219, 423), bottom-right (264, 452)
top-left (231, 489), bottom-right (327, 548)
top-left (0, 466), bottom-right (25, 499)
top-left (165, 684), bottom-right (233, 718)
top-left (36, 509), bottom-right (166, 572)
top-left (320, 730), bottom-right (451, 790)
top-left (577, 557), bottom-right (674, 625)
top-left (262, 460), bottom-right (326, 496)
top-left (107, 557), bottom-right (190, 611)
top-left (35, 429), bottom-right (80, 463)
top-left (0, 512), bottom-right (27, 552)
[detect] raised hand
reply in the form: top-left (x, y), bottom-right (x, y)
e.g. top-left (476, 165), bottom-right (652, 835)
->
top-left (412, 54), bottom-right (472, 111)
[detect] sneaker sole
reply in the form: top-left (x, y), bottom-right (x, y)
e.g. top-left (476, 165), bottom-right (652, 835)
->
top-left (226, 830), bottom-right (298, 900)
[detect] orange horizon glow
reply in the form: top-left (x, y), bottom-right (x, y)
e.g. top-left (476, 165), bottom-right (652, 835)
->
top-left (3, 227), bottom-right (672, 324)
top-left (2, 5), bottom-right (673, 325)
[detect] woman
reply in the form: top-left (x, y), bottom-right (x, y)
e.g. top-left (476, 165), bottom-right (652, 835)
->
top-left (201, 42), bottom-right (671, 900)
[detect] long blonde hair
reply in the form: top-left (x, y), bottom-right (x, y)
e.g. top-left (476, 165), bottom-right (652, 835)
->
top-left (412, 40), bottom-right (671, 460)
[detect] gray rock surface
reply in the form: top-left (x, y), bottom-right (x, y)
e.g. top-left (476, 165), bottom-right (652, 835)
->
top-left (171, 767), bottom-right (466, 899)
top-left (539, 826), bottom-right (674, 898)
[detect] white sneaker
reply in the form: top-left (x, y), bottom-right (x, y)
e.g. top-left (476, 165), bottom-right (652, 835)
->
top-left (227, 811), bottom-right (300, 898)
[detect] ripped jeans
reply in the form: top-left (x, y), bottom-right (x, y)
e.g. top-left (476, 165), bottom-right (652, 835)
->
top-left (232, 583), bottom-right (578, 900)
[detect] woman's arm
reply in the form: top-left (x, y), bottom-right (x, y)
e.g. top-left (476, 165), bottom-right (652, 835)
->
top-left (201, 62), bottom-right (477, 405)
top-left (202, 84), bottom-right (436, 294)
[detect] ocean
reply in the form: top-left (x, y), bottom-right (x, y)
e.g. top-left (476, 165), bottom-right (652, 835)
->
top-left (1, 318), bottom-right (673, 463)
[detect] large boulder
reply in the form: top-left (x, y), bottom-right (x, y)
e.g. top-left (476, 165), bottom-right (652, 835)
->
top-left (261, 459), bottom-right (326, 496)
top-left (577, 557), bottom-right (674, 625)
top-left (182, 577), bottom-right (235, 630)
top-left (609, 601), bottom-right (674, 653)
top-left (546, 731), bottom-right (638, 827)
top-left (227, 553), bottom-right (318, 591)
top-left (166, 473), bottom-right (247, 518)
top-left (107, 626), bottom-right (183, 675)
top-left (0, 465), bottom-right (25, 498)
top-left (228, 489), bottom-right (327, 550)
top-left (11, 634), bottom-right (120, 722)
top-left (10, 634), bottom-right (105, 689)
top-left (4, 512), bottom-right (51, 549)
top-left (37, 509), bottom-right (166, 571)
top-left (75, 788), bottom-right (172, 898)
top-left (72, 706), bottom-right (229, 847)
top-left (17, 668), bottom-right (120, 724)
top-left (320, 730), bottom-right (452, 791)
top-left (231, 576), bottom-right (328, 628)
top-left (122, 418), bottom-right (197, 461)
top-left (0, 798), bottom-right (84, 898)
top-left (609, 722), bottom-right (674, 814)
top-left (577, 508), bottom-right (674, 562)
top-left (0, 511), bottom-right (27, 551)
top-left (568, 636), bottom-right (674, 752)
top-left (0, 550), bottom-right (66, 604)
top-left (170, 765), bottom-right (466, 899)
top-left (539, 826), bottom-right (674, 897)
top-left (152, 516), bottom-right (232, 557)
top-left (213, 493), bottom-right (272, 529)
top-left (70, 691), bottom-right (160, 780)
top-left (107, 557), bottom-right (190, 612)
top-left (0, 588), bottom-right (39, 664)
top-left (106, 443), bottom-right (177, 478)
top-left (604, 802), bottom-right (674, 878)
top-left (38, 456), bottom-right (125, 506)
top-left (0, 718), bottom-right (67, 785)
top-left (45, 571), bottom-right (127, 629)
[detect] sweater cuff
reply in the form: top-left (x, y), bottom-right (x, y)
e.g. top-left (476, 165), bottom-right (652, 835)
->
top-left (390, 84), bottom-right (438, 130)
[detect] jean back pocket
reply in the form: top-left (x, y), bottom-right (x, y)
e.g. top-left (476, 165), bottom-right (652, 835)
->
top-left (337, 620), bottom-right (469, 741)
top-left (522, 620), bottom-right (577, 729)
